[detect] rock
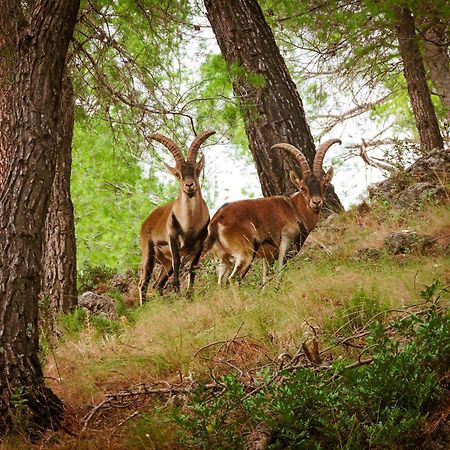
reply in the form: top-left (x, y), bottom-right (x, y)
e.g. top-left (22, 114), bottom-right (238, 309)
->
top-left (110, 269), bottom-right (134, 292)
top-left (369, 147), bottom-right (450, 209)
top-left (384, 230), bottom-right (435, 255)
top-left (395, 182), bottom-right (445, 208)
top-left (78, 291), bottom-right (118, 320)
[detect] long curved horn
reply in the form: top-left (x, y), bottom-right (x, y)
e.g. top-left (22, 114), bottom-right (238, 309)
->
top-left (188, 130), bottom-right (216, 163)
top-left (150, 133), bottom-right (185, 166)
top-left (313, 139), bottom-right (341, 175)
top-left (271, 143), bottom-right (311, 178)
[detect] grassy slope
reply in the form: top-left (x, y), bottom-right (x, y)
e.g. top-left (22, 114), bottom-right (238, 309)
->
top-left (5, 200), bottom-right (449, 449)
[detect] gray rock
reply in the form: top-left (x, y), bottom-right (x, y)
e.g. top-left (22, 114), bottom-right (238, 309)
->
top-left (110, 270), bottom-right (134, 292)
top-left (78, 291), bottom-right (117, 320)
top-left (369, 148), bottom-right (449, 208)
top-left (384, 230), bottom-right (435, 255)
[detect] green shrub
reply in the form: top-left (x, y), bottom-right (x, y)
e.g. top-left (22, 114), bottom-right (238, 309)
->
top-left (58, 307), bottom-right (124, 338)
top-left (77, 263), bottom-right (116, 293)
top-left (173, 288), bottom-right (449, 449)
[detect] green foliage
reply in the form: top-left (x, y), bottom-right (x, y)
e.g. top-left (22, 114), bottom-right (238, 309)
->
top-left (8, 388), bottom-right (31, 436)
top-left (173, 374), bottom-right (248, 449)
top-left (196, 54), bottom-right (248, 152)
top-left (72, 118), bottom-right (176, 272)
top-left (125, 406), bottom-right (182, 449)
top-left (58, 307), bottom-right (88, 336)
top-left (174, 287), bottom-right (449, 449)
top-left (77, 262), bottom-right (116, 292)
top-left (261, 0), bottom-right (448, 142)
top-left (58, 306), bottom-right (125, 338)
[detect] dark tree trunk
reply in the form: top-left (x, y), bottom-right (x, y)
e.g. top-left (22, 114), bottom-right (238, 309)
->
top-left (204, 0), bottom-right (343, 212)
top-left (42, 76), bottom-right (78, 313)
top-left (0, 0), bottom-right (80, 436)
top-left (393, 5), bottom-right (444, 152)
top-left (0, 35), bottom-right (13, 188)
top-left (422, 20), bottom-right (450, 121)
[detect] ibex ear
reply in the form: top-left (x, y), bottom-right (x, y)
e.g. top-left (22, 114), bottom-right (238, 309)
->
top-left (322, 167), bottom-right (334, 187)
top-left (290, 170), bottom-right (305, 191)
top-left (165, 163), bottom-right (180, 178)
top-left (195, 154), bottom-right (205, 176)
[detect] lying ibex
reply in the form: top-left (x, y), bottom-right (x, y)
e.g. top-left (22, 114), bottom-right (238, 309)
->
top-left (139, 131), bottom-right (215, 303)
top-left (205, 139), bottom-right (341, 284)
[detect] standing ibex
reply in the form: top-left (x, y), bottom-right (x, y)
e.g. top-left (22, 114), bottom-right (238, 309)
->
top-left (204, 139), bottom-right (341, 284)
top-left (139, 131), bottom-right (215, 303)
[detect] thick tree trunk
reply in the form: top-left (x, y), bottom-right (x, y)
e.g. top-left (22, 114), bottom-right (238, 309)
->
top-left (0, 0), bottom-right (80, 435)
top-left (422, 20), bottom-right (450, 121)
top-left (0, 35), bottom-right (12, 188)
top-left (204, 0), bottom-right (342, 212)
top-left (393, 5), bottom-right (444, 152)
top-left (42, 76), bottom-right (78, 313)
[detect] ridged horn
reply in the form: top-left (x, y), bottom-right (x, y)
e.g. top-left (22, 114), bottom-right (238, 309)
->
top-left (271, 143), bottom-right (311, 178)
top-left (150, 133), bottom-right (185, 166)
top-left (188, 130), bottom-right (216, 163)
top-left (313, 139), bottom-right (341, 175)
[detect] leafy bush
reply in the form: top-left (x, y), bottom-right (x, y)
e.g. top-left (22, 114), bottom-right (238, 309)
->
top-left (58, 307), bottom-right (124, 338)
top-left (77, 263), bottom-right (116, 293)
top-left (173, 286), bottom-right (449, 449)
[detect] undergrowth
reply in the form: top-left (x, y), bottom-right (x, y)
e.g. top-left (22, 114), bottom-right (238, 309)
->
top-left (173, 282), bottom-right (449, 449)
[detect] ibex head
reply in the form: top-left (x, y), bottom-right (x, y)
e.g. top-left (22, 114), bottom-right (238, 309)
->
top-left (272, 139), bottom-right (341, 213)
top-left (150, 131), bottom-right (216, 197)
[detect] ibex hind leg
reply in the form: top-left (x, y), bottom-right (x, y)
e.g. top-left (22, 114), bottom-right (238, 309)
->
top-left (153, 259), bottom-right (173, 294)
top-left (187, 247), bottom-right (204, 290)
top-left (139, 242), bottom-right (155, 305)
top-left (187, 224), bottom-right (209, 290)
top-left (217, 257), bottom-right (232, 285)
top-left (154, 266), bottom-right (173, 295)
top-left (277, 234), bottom-right (292, 272)
top-left (228, 254), bottom-right (253, 283)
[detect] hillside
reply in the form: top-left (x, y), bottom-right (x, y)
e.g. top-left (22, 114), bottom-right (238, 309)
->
top-left (5, 185), bottom-right (450, 449)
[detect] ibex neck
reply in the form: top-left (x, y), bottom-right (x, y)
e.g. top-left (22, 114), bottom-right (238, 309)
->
top-left (290, 192), bottom-right (320, 232)
top-left (173, 190), bottom-right (205, 229)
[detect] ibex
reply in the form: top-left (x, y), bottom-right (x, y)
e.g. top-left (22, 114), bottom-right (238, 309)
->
top-left (139, 131), bottom-right (215, 303)
top-left (205, 139), bottom-right (341, 284)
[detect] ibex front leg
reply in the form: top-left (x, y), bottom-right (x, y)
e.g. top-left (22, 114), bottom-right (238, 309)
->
top-left (187, 225), bottom-right (208, 290)
top-left (169, 235), bottom-right (181, 293)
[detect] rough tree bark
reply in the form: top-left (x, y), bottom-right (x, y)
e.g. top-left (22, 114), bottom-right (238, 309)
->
top-left (422, 19), bottom-right (450, 121)
top-left (42, 76), bottom-right (78, 313)
top-left (0, 0), bottom-right (80, 435)
top-left (204, 0), bottom-right (342, 212)
top-left (0, 34), bottom-right (12, 188)
top-left (393, 5), bottom-right (444, 152)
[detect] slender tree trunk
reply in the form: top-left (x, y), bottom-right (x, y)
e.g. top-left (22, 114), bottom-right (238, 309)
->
top-left (42, 75), bottom-right (78, 313)
top-left (422, 20), bottom-right (450, 121)
top-left (393, 5), bottom-right (444, 152)
top-left (204, 0), bottom-right (342, 212)
top-left (0, 0), bottom-right (80, 435)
